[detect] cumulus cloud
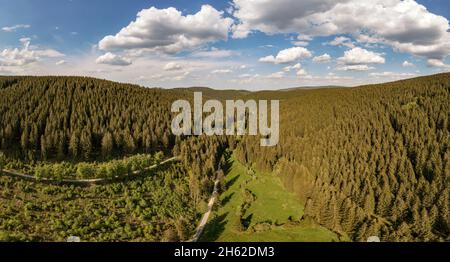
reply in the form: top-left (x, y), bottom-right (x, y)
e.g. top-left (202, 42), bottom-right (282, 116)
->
top-left (427, 59), bottom-right (450, 69)
top-left (402, 60), bottom-right (414, 67)
top-left (163, 62), bottom-right (182, 71)
top-left (96, 52), bottom-right (132, 66)
top-left (98, 5), bottom-right (234, 54)
top-left (212, 69), bottom-right (233, 74)
top-left (55, 60), bottom-right (66, 66)
top-left (293, 41), bottom-right (309, 47)
top-left (313, 53), bottom-right (332, 63)
top-left (328, 36), bottom-right (355, 48)
top-left (173, 71), bottom-right (190, 81)
top-left (267, 71), bottom-right (286, 79)
top-left (325, 72), bottom-right (354, 81)
top-left (283, 63), bottom-right (302, 72)
top-left (34, 49), bottom-right (65, 58)
top-left (369, 71), bottom-right (416, 78)
top-left (2, 24), bottom-right (30, 32)
top-left (336, 65), bottom-right (375, 71)
top-left (279, 63), bottom-right (309, 77)
top-left (232, 0), bottom-right (341, 38)
top-left (337, 47), bottom-right (385, 65)
top-left (191, 48), bottom-right (236, 58)
top-left (259, 47), bottom-right (312, 64)
top-left (296, 68), bottom-right (309, 77)
top-left (0, 38), bottom-right (64, 66)
top-left (232, 0), bottom-right (450, 60)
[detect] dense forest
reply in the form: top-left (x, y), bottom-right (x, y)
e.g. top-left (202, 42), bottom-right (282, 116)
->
top-left (0, 76), bottom-right (229, 241)
top-left (235, 73), bottom-right (450, 241)
top-left (0, 74), bottom-right (449, 242)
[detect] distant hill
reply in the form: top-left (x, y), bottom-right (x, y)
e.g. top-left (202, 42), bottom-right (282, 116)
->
top-left (172, 86), bottom-right (251, 100)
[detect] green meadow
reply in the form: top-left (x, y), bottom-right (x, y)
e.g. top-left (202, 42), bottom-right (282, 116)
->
top-left (200, 155), bottom-right (339, 242)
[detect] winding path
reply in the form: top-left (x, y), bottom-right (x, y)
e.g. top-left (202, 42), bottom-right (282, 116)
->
top-left (0, 156), bottom-right (180, 185)
top-left (1, 156), bottom-right (221, 241)
top-left (190, 164), bottom-right (221, 242)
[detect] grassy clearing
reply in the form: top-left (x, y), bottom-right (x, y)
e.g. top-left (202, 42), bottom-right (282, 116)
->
top-left (200, 155), bottom-right (338, 242)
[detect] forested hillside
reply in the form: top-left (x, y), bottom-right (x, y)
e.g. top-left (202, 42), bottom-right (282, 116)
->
top-left (0, 76), bottom-right (229, 241)
top-left (0, 75), bottom-right (227, 189)
top-left (0, 76), bottom-right (176, 160)
top-left (0, 74), bottom-right (448, 242)
top-left (235, 73), bottom-right (450, 241)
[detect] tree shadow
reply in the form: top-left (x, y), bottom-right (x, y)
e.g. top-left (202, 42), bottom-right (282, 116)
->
top-left (220, 192), bottom-right (234, 206)
top-left (242, 213), bottom-right (253, 231)
top-left (222, 157), bottom-right (233, 174)
top-left (226, 175), bottom-right (239, 189)
top-left (198, 212), bottom-right (229, 242)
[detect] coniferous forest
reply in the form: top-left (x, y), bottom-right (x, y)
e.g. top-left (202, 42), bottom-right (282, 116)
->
top-left (0, 73), bottom-right (448, 242)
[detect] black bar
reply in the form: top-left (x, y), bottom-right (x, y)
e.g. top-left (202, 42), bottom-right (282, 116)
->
top-left (0, 242), bottom-right (448, 260)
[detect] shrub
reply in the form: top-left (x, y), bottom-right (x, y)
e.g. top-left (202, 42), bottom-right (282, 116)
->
top-left (76, 163), bottom-right (95, 179)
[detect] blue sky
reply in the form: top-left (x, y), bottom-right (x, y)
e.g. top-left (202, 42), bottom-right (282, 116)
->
top-left (0, 0), bottom-right (449, 90)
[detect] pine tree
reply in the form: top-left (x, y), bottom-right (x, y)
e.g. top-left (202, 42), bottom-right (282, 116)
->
top-left (418, 208), bottom-right (433, 241)
top-left (101, 132), bottom-right (114, 158)
top-left (0, 151), bottom-right (5, 172)
top-left (69, 132), bottom-right (79, 158)
top-left (40, 135), bottom-right (47, 160)
top-left (80, 129), bottom-right (92, 160)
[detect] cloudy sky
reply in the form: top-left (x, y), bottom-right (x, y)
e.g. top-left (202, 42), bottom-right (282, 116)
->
top-left (0, 0), bottom-right (449, 90)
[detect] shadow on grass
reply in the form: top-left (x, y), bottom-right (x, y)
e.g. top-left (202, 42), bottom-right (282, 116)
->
top-left (198, 212), bottom-right (229, 242)
top-left (242, 213), bottom-right (253, 231)
top-left (220, 192), bottom-right (234, 206)
top-left (226, 175), bottom-right (239, 189)
top-left (222, 157), bottom-right (233, 175)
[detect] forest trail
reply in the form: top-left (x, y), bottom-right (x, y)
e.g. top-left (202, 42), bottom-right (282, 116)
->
top-left (0, 156), bottom-right (180, 185)
top-left (190, 164), bottom-right (221, 242)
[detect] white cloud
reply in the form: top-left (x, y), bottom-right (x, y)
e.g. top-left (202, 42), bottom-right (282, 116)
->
top-left (369, 71), bottom-right (416, 78)
top-left (292, 41), bottom-right (309, 47)
top-left (239, 73), bottom-right (253, 78)
top-left (259, 47), bottom-right (312, 64)
top-left (427, 59), bottom-right (450, 69)
top-left (212, 69), bottom-right (233, 74)
top-left (34, 49), bottom-right (65, 58)
top-left (313, 53), bottom-right (331, 63)
top-left (173, 71), bottom-right (190, 81)
top-left (98, 5), bottom-right (234, 54)
top-left (96, 52), bottom-right (132, 66)
top-left (163, 62), bottom-right (182, 71)
top-left (2, 24), bottom-right (30, 32)
top-left (55, 60), bottom-right (66, 66)
top-left (232, 0), bottom-right (340, 38)
top-left (232, 0), bottom-right (450, 60)
top-left (259, 44), bottom-right (275, 48)
top-left (296, 68), bottom-right (308, 77)
top-left (267, 71), bottom-right (286, 79)
top-left (191, 48), bottom-right (236, 58)
top-left (402, 60), bottom-right (414, 67)
top-left (298, 35), bottom-right (313, 41)
top-left (337, 47), bottom-right (385, 65)
top-left (283, 63), bottom-right (302, 72)
top-left (0, 38), bottom-right (64, 66)
top-left (336, 65), bottom-right (375, 71)
top-left (325, 72), bottom-right (354, 81)
top-left (328, 36), bottom-right (355, 48)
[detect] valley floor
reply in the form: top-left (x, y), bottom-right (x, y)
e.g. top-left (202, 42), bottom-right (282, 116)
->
top-left (200, 155), bottom-right (339, 242)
